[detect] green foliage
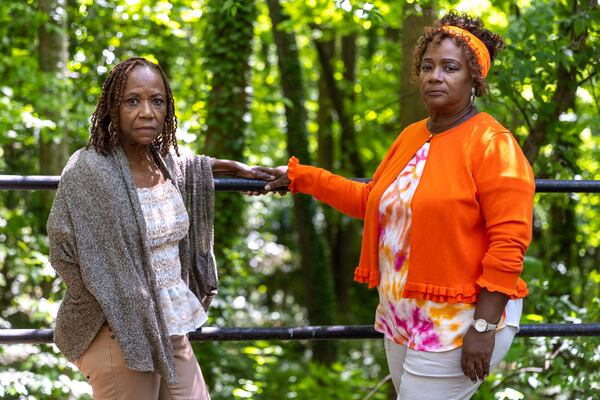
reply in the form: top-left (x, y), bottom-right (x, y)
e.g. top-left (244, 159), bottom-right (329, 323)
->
top-left (0, 344), bottom-right (91, 399)
top-left (0, 0), bottom-right (598, 399)
top-left (196, 336), bottom-right (391, 400)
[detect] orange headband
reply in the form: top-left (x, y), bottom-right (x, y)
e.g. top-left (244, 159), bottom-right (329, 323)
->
top-left (441, 25), bottom-right (491, 78)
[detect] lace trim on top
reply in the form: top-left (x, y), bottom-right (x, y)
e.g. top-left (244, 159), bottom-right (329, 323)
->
top-left (138, 179), bottom-right (206, 335)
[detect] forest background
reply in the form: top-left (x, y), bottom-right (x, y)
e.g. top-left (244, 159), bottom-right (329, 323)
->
top-left (0, 0), bottom-right (599, 399)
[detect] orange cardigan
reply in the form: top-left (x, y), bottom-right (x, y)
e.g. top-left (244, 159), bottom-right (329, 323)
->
top-left (288, 113), bottom-right (535, 303)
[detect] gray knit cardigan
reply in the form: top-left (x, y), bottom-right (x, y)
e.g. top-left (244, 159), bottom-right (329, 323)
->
top-left (47, 145), bottom-right (216, 384)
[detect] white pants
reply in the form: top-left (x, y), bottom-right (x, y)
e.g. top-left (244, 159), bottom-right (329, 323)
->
top-left (384, 326), bottom-right (517, 400)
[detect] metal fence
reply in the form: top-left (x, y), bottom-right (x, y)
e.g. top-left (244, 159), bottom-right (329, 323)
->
top-left (2, 323), bottom-right (600, 345)
top-left (1, 175), bottom-right (600, 193)
top-left (0, 175), bottom-right (599, 344)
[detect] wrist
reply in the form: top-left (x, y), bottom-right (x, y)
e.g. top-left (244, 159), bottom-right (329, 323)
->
top-left (212, 159), bottom-right (248, 176)
top-left (226, 160), bottom-right (247, 176)
top-left (235, 161), bottom-right (247, 174)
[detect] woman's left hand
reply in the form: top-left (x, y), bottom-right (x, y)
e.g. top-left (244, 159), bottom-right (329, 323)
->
top-left (212, 159), bottom-right (278, 195)
top-left (237, 164), bottom-right (276, 181)
top-left (461, 328), bottom-right (495, 382)
top-left (235, 164), bottom-right (277, 196)
top-left (213, 159), bottom-right (275, 180)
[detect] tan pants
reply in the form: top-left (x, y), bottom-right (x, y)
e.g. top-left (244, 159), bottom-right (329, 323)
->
top-left (75, 324), bottom-right (210, 400)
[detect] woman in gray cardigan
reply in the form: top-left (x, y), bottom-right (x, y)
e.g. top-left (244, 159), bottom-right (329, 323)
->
top-left (47, 57), bottom-right (271, 399)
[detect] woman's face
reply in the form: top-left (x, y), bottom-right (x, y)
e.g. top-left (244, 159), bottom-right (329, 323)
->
top-left (419, 37), bottom-right (474, 116)
top-left (118, 66), bottom-right (167, 148)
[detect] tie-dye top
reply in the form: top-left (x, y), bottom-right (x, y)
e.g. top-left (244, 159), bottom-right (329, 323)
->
top-left (375, 142), bottom-right (516, 351)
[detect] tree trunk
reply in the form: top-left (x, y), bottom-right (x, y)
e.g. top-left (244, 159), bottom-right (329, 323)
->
top-left (313, 27), bottom-right (363, 323)
top-left (314, 38), bottom-right (363, 177)
top-left (317, 38), bottom-right (334, 171)
top-left (267, 0), bottom-right (337, 364)
top-left (341, 32), bottom-right (357, 105)
top-left (38, 0), bottom-right (69, 219)
top-left (203, 0), bottom-right (256, 254)
top-left (316, 37), bottom-right (357, 322)
top-left (399, 3), bottom-right (434, 130)
top-left (335, 31), bottom-right (363, 322)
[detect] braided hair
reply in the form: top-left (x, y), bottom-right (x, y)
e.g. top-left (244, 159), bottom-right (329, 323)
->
top-left (87, 57), bottom-right (179, 157)
top-left (413, 10), bottom-right (505, 96)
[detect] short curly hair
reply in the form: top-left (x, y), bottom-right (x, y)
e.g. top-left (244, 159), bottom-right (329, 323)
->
top-left (413, 10), bottom-right (505, 96)
top-left (87, 57), bottom-right (179, 157)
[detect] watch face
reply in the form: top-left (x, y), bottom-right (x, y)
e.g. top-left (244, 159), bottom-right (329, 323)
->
top-left (474, 319), bottom-right (487, 332)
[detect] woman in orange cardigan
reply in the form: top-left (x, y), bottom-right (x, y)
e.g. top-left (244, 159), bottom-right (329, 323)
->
top-left (262, 11), bottom-right (534, 400)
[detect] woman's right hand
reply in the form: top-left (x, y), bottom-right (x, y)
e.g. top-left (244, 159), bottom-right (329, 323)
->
top-left (256, 166), bottom-right (290, 191)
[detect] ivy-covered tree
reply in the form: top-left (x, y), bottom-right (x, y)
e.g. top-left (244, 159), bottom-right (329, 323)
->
top-left (266, 0), bottom-right (338, 364)
top-left (37, 0), bottom-right (69, 217)
top-left (203, 0), bottom-right (257, 254)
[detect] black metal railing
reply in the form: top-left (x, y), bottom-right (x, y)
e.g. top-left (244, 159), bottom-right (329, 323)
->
top-left (1, 175), bottom-right (600, 193)
top-left (2, 323), bottom-right (600, 345)
top-left (0, 174), bottom-right (599, 344)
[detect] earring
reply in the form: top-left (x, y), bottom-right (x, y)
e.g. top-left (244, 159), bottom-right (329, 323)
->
top-left (470, 87), bottom-right (476, 104)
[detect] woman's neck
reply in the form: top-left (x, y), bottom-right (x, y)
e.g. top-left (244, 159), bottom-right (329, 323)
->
top-left (122, 144), bottom-right (154, 168)
top-left (427, 104), bottom-right (478, 134)
top-left (121, 143), bottom-right (152, 164)
top-left (121, 143), bottom-right (164, 188)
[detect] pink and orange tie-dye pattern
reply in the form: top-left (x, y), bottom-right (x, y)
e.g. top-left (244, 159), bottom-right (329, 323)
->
top-left (374, 143), bottom-right (506, 351)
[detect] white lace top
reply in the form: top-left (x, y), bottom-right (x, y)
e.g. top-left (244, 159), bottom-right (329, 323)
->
top-left (137, 179), bottom-right (207, 336)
